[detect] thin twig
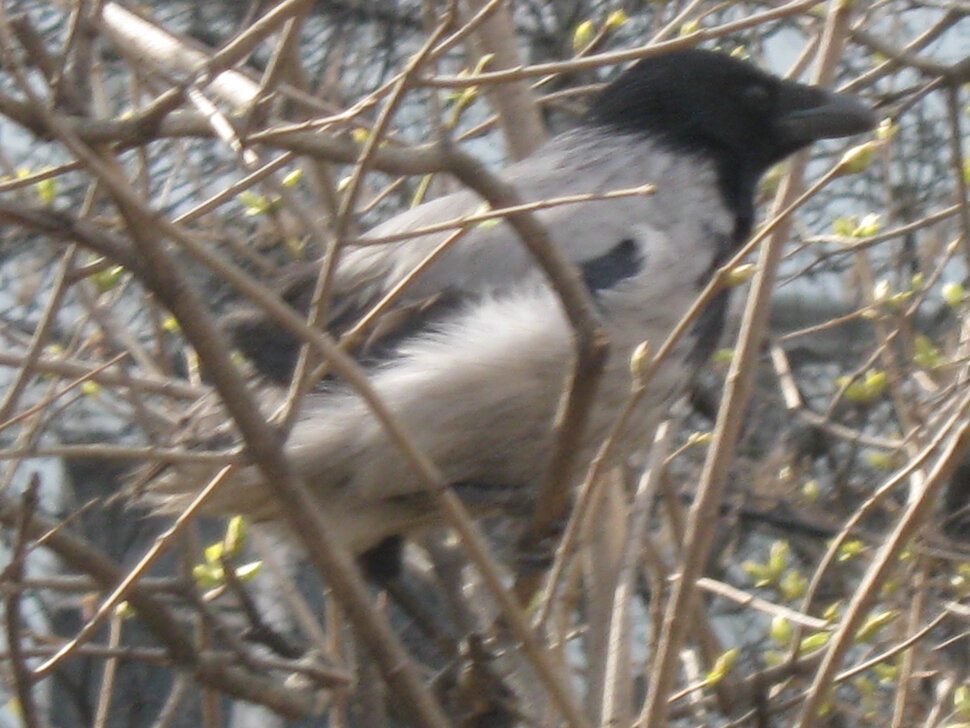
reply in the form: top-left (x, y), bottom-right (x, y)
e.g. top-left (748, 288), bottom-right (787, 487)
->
top-left (422, 0), bottom-right (829, 87)
top-left (2, 476), bottom-right (44, 728)
top-left (794, 393), bottom-right (970, 727)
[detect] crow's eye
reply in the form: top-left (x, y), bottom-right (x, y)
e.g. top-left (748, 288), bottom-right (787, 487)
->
top-left (742, 84), bottom-right (772, 112)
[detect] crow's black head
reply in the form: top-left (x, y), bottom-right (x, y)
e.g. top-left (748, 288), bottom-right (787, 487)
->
top-left (586, 49), bottom-right (875, 225)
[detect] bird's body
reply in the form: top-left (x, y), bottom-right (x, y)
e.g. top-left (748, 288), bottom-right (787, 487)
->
top-left (150, 50), bottom-right (875, 557)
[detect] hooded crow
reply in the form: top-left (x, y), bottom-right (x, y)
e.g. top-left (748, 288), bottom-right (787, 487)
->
top-left (150, 49), bottom-right (875, 563)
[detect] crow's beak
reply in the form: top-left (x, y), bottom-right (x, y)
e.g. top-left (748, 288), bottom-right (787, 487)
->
top-left (775, 83), bottom-right (876, 145)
